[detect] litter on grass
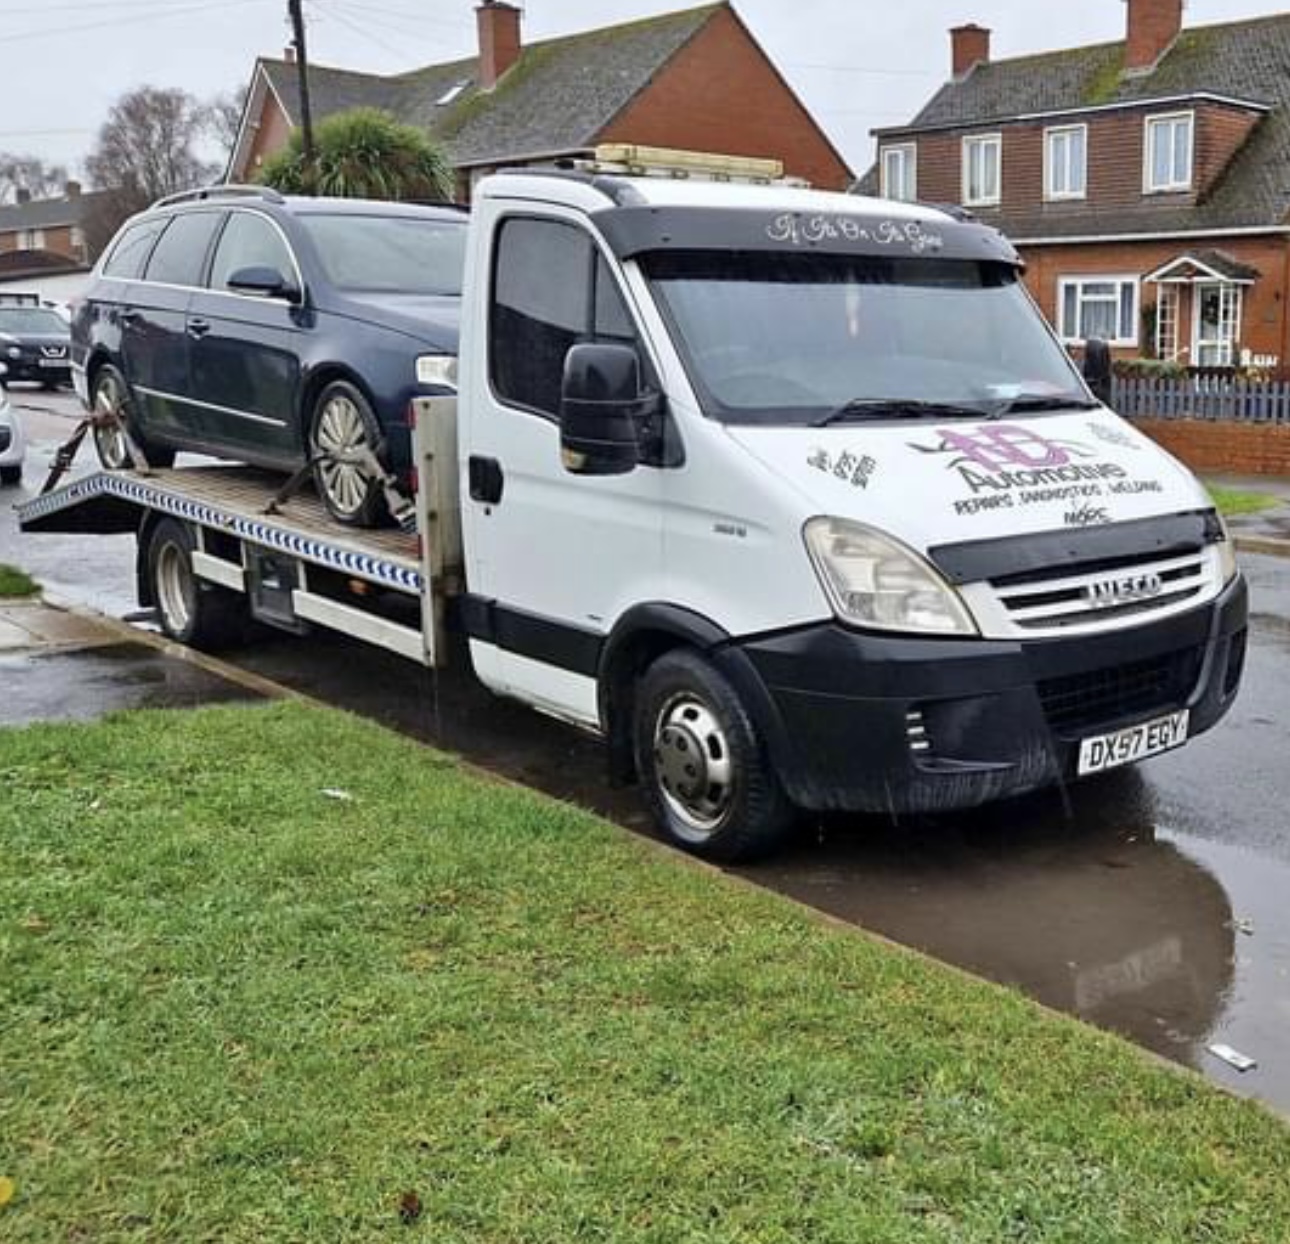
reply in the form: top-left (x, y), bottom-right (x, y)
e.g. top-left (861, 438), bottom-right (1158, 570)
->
top-left (320, 789), bottom-right (355, 802)
top-left (1207, 1044), bottom-right (1258, 1073)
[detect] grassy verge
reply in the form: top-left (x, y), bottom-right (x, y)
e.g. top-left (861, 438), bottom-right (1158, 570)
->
top-left (0, 563), bottom-right (38, 598)
top-left (1210, 486), bottom-right (1281, 518)
top-left (2, 701), bottom-right (1288, 1241)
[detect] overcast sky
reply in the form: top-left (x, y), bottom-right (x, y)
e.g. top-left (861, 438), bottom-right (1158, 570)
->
top-left (1, 0), bottom-right (1284, 181)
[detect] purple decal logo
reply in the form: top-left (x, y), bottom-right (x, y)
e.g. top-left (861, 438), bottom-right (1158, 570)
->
top-left (929, 424), bottom-right (1075, 471)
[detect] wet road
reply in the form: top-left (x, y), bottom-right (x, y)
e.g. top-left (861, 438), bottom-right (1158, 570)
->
top-left (4, 388), bottom-right (1289, 1113)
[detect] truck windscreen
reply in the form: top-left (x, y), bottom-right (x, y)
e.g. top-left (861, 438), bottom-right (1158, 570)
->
top-left (644, 252), bottom-right (1088, 426)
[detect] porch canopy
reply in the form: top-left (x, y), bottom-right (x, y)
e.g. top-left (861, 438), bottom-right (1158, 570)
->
top-left (1143, 251), bottom-right (1260, 367)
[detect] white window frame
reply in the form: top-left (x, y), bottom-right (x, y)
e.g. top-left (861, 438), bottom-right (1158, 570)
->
top-left (880, 143), bottom-right (917, 203)
top-left (962, 133), bottom-right (1002, 207)
top-left (1044, 123), bottom-right (1087, 201)
top-left (1192, 282), bottom-right (1243, 368)
top-left (1144, 111), bottom-right (1194, 194)
top-left (1056, 275), bottom-right (1141, 347)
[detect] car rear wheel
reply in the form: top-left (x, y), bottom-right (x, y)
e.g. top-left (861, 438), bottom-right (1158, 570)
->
top-left (634, 649), bottom-right (797, 862)
top-left (146, 518), bottom-right (246, 650)
top-left (309, 380), bottom-right (387, 527)
top-left (92, 365), bottom-right (175, 470)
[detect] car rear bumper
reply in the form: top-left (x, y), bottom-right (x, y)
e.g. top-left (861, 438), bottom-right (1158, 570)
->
top-left (724, 573), bottom-right (1248, 815)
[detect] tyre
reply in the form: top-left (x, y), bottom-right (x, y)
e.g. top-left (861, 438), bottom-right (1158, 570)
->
top-left (634, 649), bottom-right (796, 862)
top-left (146, 518), bottom-right (246, 650)
top-left (309, 380), bottom-right (387, 527)
top-left (91, 364), bottom-right (176, 470)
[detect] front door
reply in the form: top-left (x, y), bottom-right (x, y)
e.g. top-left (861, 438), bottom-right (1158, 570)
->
top-left (460, 208), bottom-right (665, 727)
top-left (188, 210), bottom-right (304, 465)
top-left (1193, 282), bottom-right (1241, 367)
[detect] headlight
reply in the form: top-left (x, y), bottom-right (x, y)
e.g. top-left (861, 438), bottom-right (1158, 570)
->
top-left (804, 517), bottom-right (978, 636)
top-left (415, 354), bottom-right (458, 389)
top-left (6, 347), bottom-right (20, 359)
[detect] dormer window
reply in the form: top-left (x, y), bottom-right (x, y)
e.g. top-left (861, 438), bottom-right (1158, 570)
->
top-left (962, 133), bottom-right (1002, 207)
top-left (880, 144), bottom-right (917, 202)
top-left (1044, 124), bottom-right (1087, 200)
top-left (1145, 112), bottom-right (1194, 193)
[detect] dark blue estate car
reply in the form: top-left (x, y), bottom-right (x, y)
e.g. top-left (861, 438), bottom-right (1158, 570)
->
top-left (72, 186), bottom-right (464, 525)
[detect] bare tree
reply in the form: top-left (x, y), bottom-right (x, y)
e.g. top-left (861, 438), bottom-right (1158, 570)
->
top-left (83, 85), bottom-right (220, 256)
top-left (0, 153), bottom-right (70, 204)
top-left (207, 86), bottom-right (250, 166)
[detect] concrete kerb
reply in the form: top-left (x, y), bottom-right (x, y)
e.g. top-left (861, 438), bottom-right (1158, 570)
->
top-left (1236, 535), bottom-right (1290, 560)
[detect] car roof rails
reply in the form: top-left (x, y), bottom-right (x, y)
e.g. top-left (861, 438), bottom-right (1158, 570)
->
top-left (153, 184), bottom-right (286, 210)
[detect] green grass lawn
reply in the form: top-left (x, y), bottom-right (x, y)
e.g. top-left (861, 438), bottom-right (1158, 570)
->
top-left (0, 563), bottom-right (38, 598)
top-left (1209, 486), bottom-right (1282, 518)
top-left (2, 701), bottom-right (1289, 1242)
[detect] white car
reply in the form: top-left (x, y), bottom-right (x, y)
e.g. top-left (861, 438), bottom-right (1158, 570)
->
top-left (0, 364), bottom-right (26, 485)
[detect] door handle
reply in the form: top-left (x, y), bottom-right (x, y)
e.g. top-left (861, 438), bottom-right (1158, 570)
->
top-left (119, 308), bottom-right (141, 325)
top-left (186, 318), bottom-right (211, 339)
top-left (468, 455), bottom-right (504, 505)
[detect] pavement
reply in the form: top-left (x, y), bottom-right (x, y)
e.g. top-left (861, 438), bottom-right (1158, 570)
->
top-left (1208, 471), bottom-right (1290, 557)
top-left (4, 384), bottom-right (1290, 1118)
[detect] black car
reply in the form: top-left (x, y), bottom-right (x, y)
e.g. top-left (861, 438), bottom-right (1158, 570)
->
top-left (72, 186), bottom-right (465, 525)
top-left (0, 302), bottom-right (72, 389)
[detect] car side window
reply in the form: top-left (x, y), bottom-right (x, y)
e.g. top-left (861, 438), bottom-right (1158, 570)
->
top-left (102, 218), bottom-right (167, 280)
top-left (143, 211), bottom-right (223, 288)
top-left (490, 217), bottom-right (649, 419)
top-left (210, 212), bottom-right (295, 291)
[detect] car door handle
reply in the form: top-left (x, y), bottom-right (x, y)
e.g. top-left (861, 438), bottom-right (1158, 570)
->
top-left (119, 308), bottom-right (141, 325)
top-left (468, 456), bottom-right (504, 505)
top-left (186, 319), bottom-right (210, 339)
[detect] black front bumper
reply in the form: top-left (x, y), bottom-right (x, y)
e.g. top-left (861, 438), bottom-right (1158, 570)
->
top-left (723, 574), bottom-right (1248, 815)
top-left (4, 359), bottom-right (70, 384)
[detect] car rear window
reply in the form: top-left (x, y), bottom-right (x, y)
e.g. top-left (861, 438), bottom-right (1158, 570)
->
top-left (102, 218), bottom-right (167, 280)
top-left (143, 211), bottom-right (224, 287)
top-left (297, 213), bottom-right (466, 296)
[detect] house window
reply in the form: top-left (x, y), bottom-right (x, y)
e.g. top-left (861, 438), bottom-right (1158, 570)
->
top-left (962, 134), bottom-right (1002, 206)
top-left (1057, 276), bottom-right (1140, 347)
top-left (32, 228), bottom-right (45, 249)
top-left (16, 229), bottom-right (32, 248)
top-left (1044, 125), bottom-right (1087, 200)
top-left (1145, 112), bottom-right (1193, 193)
top-left (880, 144), bottom-right (917, 202)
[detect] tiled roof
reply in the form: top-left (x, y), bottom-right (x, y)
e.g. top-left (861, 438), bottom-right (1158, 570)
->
top-left (0, 190), bottom-right (107, 233)
top-left (873, 12), bottom-right (1290, 237)
top-left (261, 3), bottom-right (722, 168)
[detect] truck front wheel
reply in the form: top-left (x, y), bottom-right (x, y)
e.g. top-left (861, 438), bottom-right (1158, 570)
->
top-left (634, 649), bottom-right (796, 862)
top-left (146, 519), bottom-right (245, 651)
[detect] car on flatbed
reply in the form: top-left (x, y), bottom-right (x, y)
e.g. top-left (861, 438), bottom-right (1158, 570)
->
top-left (24, 148), bottom-right (1249, 861)
top-left (71, 187), bottom-right (465, 525)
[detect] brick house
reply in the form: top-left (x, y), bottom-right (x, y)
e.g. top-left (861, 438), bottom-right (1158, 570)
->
top-left (866, 0), bottom-right (1290, 372)
top-left (228, 1), bottom-right (852, 198)
top-left (0, 182), bottom-right (100, 265)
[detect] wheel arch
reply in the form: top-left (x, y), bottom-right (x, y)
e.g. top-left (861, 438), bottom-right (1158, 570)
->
top-left (598, 603), bottom-right (794, 788)
top-left (300, 363), bottom-right (385, 452)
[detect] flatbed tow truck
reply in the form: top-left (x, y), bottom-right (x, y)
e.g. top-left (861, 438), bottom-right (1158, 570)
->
top-left (17, 149), bottom-right (1247, 861)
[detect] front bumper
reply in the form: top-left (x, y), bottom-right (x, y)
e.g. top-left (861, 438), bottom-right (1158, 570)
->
top-left (727, 574), bottom-right (1248, 815)
top-left (3, 357), bottom-right (70, 384)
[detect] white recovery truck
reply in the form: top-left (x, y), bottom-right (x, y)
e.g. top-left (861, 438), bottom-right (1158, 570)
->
top-left (19, 150), bottom-right (1248, 861)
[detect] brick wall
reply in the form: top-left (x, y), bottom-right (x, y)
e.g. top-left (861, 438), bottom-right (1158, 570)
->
top-left (1133, 417), bottom-right (1290, 475)
top-left (243, 93), bottom-right (292, 177)
top-left (1023, 235), bottom-right (1290, 364)
top-left (882, 100), bottom-right (1260, 215)
top-left (597, 6), bottom-right (853, 191)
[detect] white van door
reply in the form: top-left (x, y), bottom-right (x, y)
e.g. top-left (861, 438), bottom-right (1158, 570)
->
top-left (459, 206), bottom-right (666, 727)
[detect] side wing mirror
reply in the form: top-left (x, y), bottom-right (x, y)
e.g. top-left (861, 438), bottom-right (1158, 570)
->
top-left (559, 342), bottom-right (653, 477)
top-left (227, 265), bottom-right (301, 304)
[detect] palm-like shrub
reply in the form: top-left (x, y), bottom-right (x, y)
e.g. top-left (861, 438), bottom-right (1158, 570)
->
top-left (258, 108), bottom-right (454, 201)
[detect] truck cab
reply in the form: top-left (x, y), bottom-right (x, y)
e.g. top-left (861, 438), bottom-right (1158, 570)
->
top-left (454, 161), bottom-right (1246, 858)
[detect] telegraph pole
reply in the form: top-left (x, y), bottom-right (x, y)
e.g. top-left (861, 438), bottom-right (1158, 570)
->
top-left (287, 0), bottom-right (316, 190)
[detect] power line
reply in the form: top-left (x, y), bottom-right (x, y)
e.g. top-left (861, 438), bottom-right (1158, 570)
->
top-left (0, 0), bottom-right (269, 45)
top-left (784, 62), bottom-right (938, 77)
top-left (308, 0), bottom-right (417, 62)
top-left (314, 0), bottom-right (471, 32)
top-left (322, 0), bottom-right (465, 45)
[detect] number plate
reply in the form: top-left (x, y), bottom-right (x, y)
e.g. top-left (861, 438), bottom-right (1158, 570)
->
top-left (38, 358), bottom-right (65, 368)
top-left (1078, 710), bottom-right (1190, 776)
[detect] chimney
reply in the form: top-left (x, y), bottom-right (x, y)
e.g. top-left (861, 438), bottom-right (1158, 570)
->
top-left (16, 188), bottom-right (31, 205)
top-left (1125, 0), bottom-right (1184, 72)
top-left (64, 180), bottom-right (81, 199)
top-left (284, 44), bottom-right (296, 63)
top-left (476, 1), bottom-right (522, 91)
top-left (950, 24), bottom-right (991, 78)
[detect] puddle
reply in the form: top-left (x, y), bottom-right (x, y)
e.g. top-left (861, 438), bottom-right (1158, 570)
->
top-left (0, 643), bottom-right (262, 727)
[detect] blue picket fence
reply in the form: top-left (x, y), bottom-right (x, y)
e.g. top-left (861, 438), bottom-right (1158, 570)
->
top-left (1112, 375), bottom-right (1290, 424)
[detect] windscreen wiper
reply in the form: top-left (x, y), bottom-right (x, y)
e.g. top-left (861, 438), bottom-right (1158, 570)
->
top-left (812, 398), bottom-right (991, 427)
top-left (986, 394), bottom-right (1101, 418)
